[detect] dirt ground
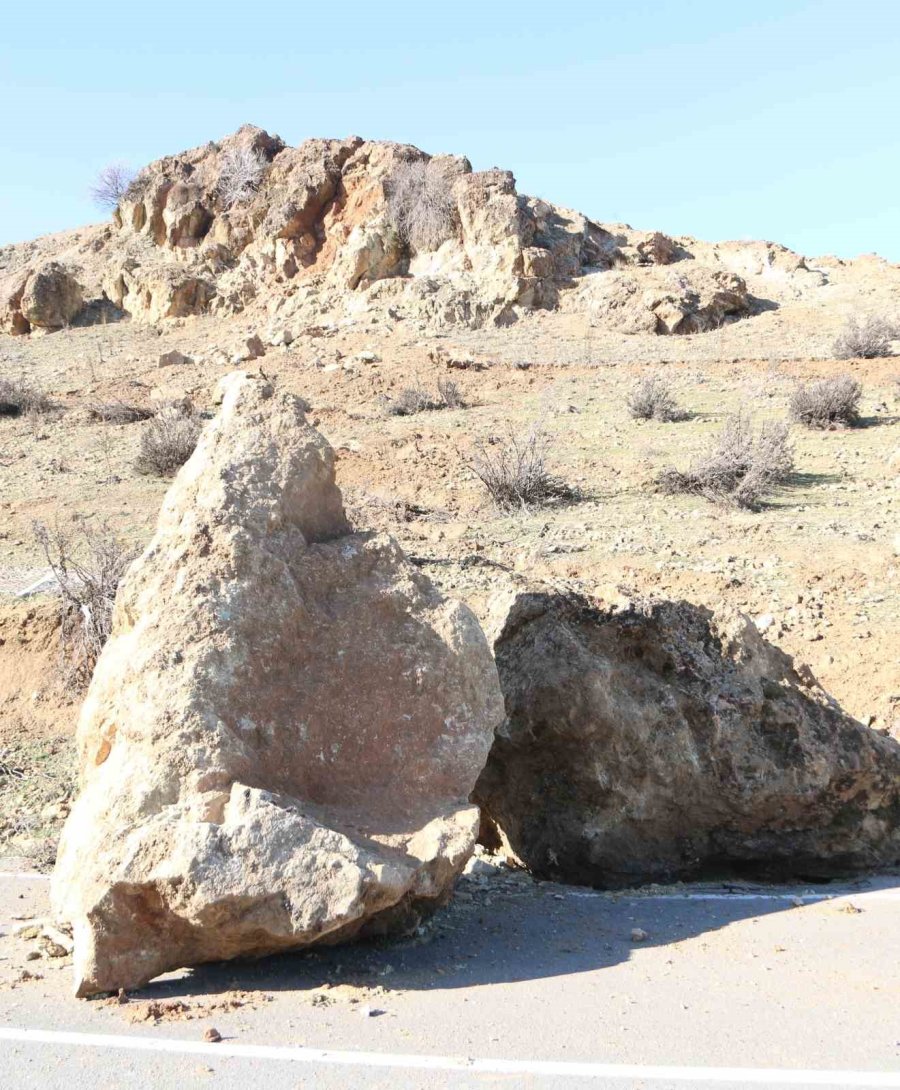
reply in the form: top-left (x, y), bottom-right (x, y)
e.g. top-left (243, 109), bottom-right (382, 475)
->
top-left (1, 302), bottom-right (899, 860)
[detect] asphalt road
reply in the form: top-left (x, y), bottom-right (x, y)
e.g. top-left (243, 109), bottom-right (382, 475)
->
top-left (1, 866), bottom-right (899, 1089)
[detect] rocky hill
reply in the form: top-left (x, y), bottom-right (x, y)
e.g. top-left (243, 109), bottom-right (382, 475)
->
top-left (3, 124), bottom-right (898, 344)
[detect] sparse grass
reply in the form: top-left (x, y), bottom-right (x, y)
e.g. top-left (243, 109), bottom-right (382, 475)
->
top-left (217, 144), bottom-right (268, 208)
top-left (0, 377), bottom-right (53, 417)
top-left (387, 379), bottom-right (466, 416)
top-left (0, 737), bottom-right (75, 871)
top-left (833, 316), bottom-right (895, 360)
top-left (34, 518), bottom-right (138, 691)
top-left (626, 374), bottom-right (684, 421)
top-left (134, 403), bottom-right (202, 476)
top-left (656, 412), bottom-right (794, 509)
top-left (468, 418), bottom-right (569, 511)
top-left (789, 375), bottom-right (862, 429)
top-left (89, 401), bottom-right (154, 425)
top-left (385, 159), bottom-right (458, 252)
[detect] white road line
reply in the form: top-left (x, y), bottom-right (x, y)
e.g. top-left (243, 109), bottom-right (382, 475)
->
top-left (562, 889), bottom-right (900, 903)
top-left (1, 1028), bottom-right (899, 1086)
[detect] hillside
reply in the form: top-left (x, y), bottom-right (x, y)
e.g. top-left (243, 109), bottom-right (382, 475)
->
top-left (0, 125), bottom-right (898, 861)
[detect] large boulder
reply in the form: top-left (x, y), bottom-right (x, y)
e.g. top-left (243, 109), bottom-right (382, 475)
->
top-left (51, 373), bottom-right (503, 996)
top-left (10, 261), bottom-right (84, 332)
top-left (578, 266), bottom-right (751, 334)
top-left (475, 592), bottom-right (900, 888)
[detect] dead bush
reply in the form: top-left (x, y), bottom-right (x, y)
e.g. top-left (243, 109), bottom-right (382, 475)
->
top-left (217, 144), bottom-right (268, 208)
top-left (385, 159), bottom-right (458, 252)
top-left (135, 403), bottom-right (202, 476)
top-left (833, 316), bottom-right (895, 359)
top-left (89, 401), bottom-right (154, 425)
top-left (387, 379), bottom-right (465, 416)
top-left (789, 375), bottom-right (862, 428)
top-left (0, 377), bottom-right (52, 416)
top-left (626, 374), bottom-right (684, 421)
top-left (34, 519), bottom-right (138, 690)
top-left (468, 419), bottom-right (567, 511)
top-left (657, 413), bottom-right (793, 509)
top-left (437, 377), bottom-right (465, 408)
top-left (89, 163), bottom-right (135, 210)
top-left (387, 384), bottom-right (439, 416)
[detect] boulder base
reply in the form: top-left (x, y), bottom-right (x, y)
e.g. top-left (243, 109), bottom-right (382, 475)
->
top-left (475, 593), bottom-right (900, 888)
top-left (52, 374), bottom-right (503, 996)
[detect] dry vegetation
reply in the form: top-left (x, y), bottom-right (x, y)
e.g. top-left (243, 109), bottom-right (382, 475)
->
top-left (833, 315), bottom-right (895, 360)
top-left (626, 374), bottom-right (684, 421)
top-left (0, 377), bottom-right (52, 416)
top-left (134, 403), bottom-right (202, 476)
top-left (467, 418), bottom-right (569, 511)
top-left (387, 378), bottom-right (465, 415)
top-left (657, 413), bottom-right (794, 509)
top-left (385, 159), bottom-right (458, 252)
top-left (33, 518), bottom-right (137, 690)
top-left (217, 145), bottom-right (268, 208)
top-left (789, 375), bottom-right (862, 429)
top-left (89, 163), bottom-right (135, 210)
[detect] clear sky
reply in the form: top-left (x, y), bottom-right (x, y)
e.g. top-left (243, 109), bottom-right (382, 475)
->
top-left (2, 0), bottom-right (899, 260)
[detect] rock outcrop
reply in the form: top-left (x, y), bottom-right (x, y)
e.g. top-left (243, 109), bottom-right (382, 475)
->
top-left (0, 125), bottom-right (850, 337)
top-left (475, 592), bottom-right (900, 888)
top-left (0, 261), bottom-right (84, 334)
top-left (572, 266), bottom-right (752, 334)
top-left (51, 373), bottom-right (504, 997)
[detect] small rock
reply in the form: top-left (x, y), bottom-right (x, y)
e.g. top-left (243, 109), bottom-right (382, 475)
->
top-left (244, 334), bottom-right (266, 360)
top-left (158, 350), bottom-right (192, 368)
top-left (203, 1027), bottom-right (222, 1043)
top-left (630, 928), bottom-right (649, 942)
top-left (12, 923), bottom-right (42, 940)
top-left (41, 926), bottom-right (74, 956)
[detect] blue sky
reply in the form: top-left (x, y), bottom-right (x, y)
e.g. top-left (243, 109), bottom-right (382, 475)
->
top-left (2, 1), bottom-right (898, 260)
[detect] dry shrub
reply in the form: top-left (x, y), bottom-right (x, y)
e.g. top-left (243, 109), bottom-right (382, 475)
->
top-left (34, 519), bottom-right (138, 690)
top-left (833, 316), bottom-right (895, 360)
top-left (468, 418), bottom-right (567, 511)
top-left (437, 377), bottom-right (465, 408)
top-left (387, 384), bottom-right (438, 416)
top-left (385, 159), bottom-right (457, 252)
top-left (657, 413), bottom-right (793, 509)
top-left (135, 403), bottom-right (202, 476)
top-left (626, 374), bottom-right (684, 421)
top-left (90, 163), bottom-right (135, 210)
top-left (0, 377), bottom-right (52, 416)
top-left (387, 379), bottom-right (465, 416)
top-left (789, 375), bottom-right (862, 428)
top-left (89, 401), bottom-right (154, 425)
top-left (217, 145), bottom-right (268, 208)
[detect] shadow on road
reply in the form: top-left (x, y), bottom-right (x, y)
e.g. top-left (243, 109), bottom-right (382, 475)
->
top-left (133, 872), bottom-right (900, 1002)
